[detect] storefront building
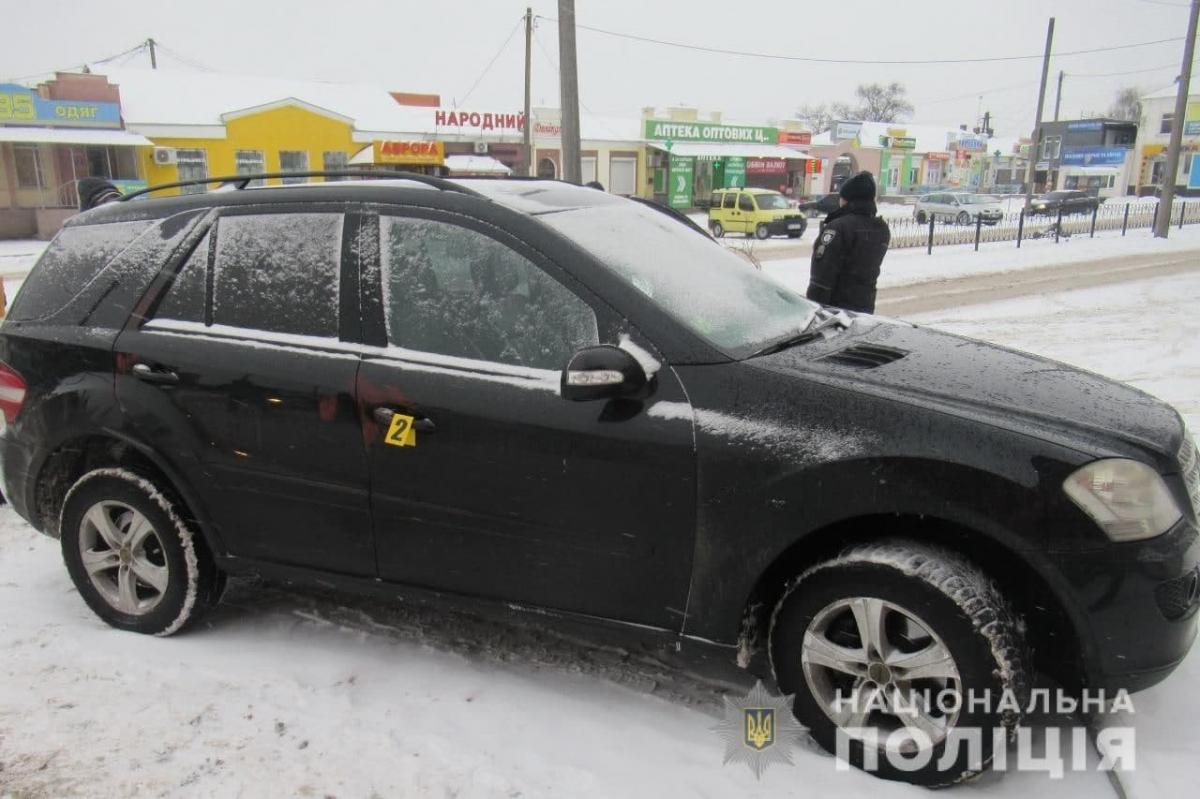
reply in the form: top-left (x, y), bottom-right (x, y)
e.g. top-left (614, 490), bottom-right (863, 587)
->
top-left (529, 107), bottom-right (646, 196)
top-left (1135, 86), bottom-right (1200, 195)
top-left (641, 108), bottom-right (815, 208)
top-left (1031, 118), bottom-right (1136, 195)
top-left (1, 72), bottom-right (149, 239)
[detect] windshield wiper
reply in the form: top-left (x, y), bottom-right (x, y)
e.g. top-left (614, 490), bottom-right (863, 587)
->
top-left (749, 309), bottom-right (852, 358)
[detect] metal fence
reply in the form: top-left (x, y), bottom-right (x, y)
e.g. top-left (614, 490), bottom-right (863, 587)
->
top-left (886, 201), bottom-right (1200, 253)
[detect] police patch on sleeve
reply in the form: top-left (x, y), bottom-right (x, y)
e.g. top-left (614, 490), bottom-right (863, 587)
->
top-left (816, 229), bottom-right (836, 258)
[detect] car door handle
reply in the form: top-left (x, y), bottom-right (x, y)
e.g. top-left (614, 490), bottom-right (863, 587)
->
top-left (373, 406), bottom-right (436, 433)
top-left (131, 362), bottom-right (179, 385)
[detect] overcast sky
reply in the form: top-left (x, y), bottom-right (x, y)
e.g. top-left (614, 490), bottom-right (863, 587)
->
top-left (1, 0), bottom-right (1193, 136)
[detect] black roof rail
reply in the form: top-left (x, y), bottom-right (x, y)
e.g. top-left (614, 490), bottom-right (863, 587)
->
top-left (118, 170), bottom-right (486, 202)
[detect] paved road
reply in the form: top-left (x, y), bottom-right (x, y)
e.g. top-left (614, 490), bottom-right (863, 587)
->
top-left (876, 249), bottom-right (1200, 316)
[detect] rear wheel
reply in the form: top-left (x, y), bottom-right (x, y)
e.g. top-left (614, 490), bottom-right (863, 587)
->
top-left (915, 210), bottom-right (927, 224)
top-left (710, 221), bottom-right (725, 238)
top-left (956, 211), bottom-right (972, 225)
top-left (60, 468), bottom-right (225, 636)
top-left (755, 223), bottom-right (771, 240)
top-left (770, 540), bottom-right (1028, 787)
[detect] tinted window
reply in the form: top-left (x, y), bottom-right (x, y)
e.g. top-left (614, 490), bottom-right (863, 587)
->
top-left (154, 233), bottom-right (209, 323)
top-left (8, 220), bottom-right (153, 322)
top-left (722, 192), bottom-right (736, 209)
top-left (738, 194), bottom-right (754, 211)
top-left (213, 214), bottom-right (342, 337)
top-left (380, 217), bottom-right (599, 370)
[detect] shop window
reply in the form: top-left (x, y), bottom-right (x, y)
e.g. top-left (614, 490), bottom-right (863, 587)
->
top-left (13, 144), bottom-right (44, 189)
top-left (323, 151), bottom-right (348, 180)
top-left (175, 149), bottom-right (208, 194)
top-left (537, 158), bottom-right (557, 179)
top-left (1160, 114), bottom-right (1174, 135)
top-left (110, 147), bottom-right (139, 180)
top-left (610, 155), bottom-right (636, 196)
top-left (235, 150), bottom-right (266, 187)
top-left (908, 166), bottom-right (919, 185)
top-left (279, 151), bottom-right (309, 184)
top-left (85, 146), bottom-right (112, 178)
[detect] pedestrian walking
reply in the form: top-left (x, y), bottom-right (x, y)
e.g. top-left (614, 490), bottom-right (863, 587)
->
top-left (806, 171), bottom-right (891, 314)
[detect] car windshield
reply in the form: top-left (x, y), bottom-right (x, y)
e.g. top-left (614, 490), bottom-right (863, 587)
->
top-left (754, 194), bottom-right (790, 210)
top-left (539, 202), bottom-right (819, 357)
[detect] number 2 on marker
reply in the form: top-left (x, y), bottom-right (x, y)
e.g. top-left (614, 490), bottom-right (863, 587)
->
top-left (384, 413), bottom-right (416, 447)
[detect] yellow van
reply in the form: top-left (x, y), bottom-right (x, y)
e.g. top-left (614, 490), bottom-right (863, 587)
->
top-left (707, 188), bottom-right (807, 240)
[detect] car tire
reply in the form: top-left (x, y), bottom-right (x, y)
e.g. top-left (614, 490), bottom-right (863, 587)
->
top-left (915, 210), bottom-right (927, 224)
top-left (755, 223), bottom-right (771, 240)
top-left (956, 211), bottom-right (972, 225)
top-left (770, 540), bottom-right (1028, 787)
top-left (710, 221), bottom-right (725, 238)
top-left (60, 468), bottom-right (225, 636)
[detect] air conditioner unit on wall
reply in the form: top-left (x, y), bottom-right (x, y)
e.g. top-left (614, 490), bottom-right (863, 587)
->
top-left (153, 147), bottom-right (177, 166)
top-left (473, 141), bottom-right (489, 155)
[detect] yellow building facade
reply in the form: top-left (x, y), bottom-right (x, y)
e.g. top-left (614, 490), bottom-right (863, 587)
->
top-left (139, 100), bottom-right (361, 192)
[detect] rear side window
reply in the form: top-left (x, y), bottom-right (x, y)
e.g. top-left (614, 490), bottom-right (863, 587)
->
top-left (212, 214), bottom-right (343, 337)
top-left (8, 220), bottom-right (153, 322)
top-left (738, 194), bottom-right (754, 211)
top-left (154, 233), bottom-right (209, 323)
top-left (722, 193), bottom-right (736, 209)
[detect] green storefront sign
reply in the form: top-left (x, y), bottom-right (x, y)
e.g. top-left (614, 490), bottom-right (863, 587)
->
top-left (724, 156), bottom-right (746, 188)
top-left (646, 118), bottom-right (777, 145)
top-left (669, 154), bottom-right (695, 208)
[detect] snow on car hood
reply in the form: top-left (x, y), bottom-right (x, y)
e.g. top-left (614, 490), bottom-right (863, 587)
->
top-left (752, 317), bottom-right (1184, 460)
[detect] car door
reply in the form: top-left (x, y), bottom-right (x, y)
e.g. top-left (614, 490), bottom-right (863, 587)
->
top-left (357, 209), bottom-right (697, 629)
top-left (722, 190), bottom-right (742, 232)
top-left (736, 192), bottom-right (756, 233)
top-left (114, 206), bottom-right (375, 576)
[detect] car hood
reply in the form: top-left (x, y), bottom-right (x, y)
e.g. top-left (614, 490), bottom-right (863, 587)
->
top-left (750, 317), bottom-right (1184, 463)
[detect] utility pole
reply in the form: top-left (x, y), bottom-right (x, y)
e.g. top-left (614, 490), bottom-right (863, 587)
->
top-left (523, 8), bottom-right (533, 176)
top-left (1053, 70), bottom-right (1064, 121)
top-left (1154, 0), bottom-right (1199, 238)
top-left (557, 0), bottom-right (582, 184)
top-left (1024, 17), bottom-right (1055, 211)
top-left (147, 37), bottom-right (157, 69)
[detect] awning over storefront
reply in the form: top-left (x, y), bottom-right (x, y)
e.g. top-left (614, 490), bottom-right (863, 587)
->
top-left (444, 155), bottom-right (512, 175)
top-left (649, 142), bottom-right (814, 160)
top-left (0, 127), bottom-right (153, 147)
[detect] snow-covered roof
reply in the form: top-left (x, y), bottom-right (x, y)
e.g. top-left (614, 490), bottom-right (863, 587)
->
top-left (444, 155), bottom-right (512, 175)
top-left (0, 126), bottom-right (152, 146)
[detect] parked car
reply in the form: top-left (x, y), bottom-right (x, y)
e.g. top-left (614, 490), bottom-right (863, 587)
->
top-left (1, 174), bottom-right (1197, 786)
top-left (1030, 189), bottom-right (1103, 216)
top-left (708, 187), bottom-right (807, 239)
top-left (915, 192), bottom-right (1005, 225)
top-left (796, 192), bottom-right (842, 218)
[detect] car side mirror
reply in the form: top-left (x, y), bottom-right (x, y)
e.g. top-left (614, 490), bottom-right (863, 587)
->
top-left (561, 345), bottom-right (647, 401)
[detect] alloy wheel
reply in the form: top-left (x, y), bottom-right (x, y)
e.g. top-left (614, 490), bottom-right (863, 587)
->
top-left (77, 500), bottom-right (170, 616)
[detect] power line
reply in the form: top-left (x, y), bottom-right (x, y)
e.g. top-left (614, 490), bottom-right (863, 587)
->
top-left (535, 16), bottom-right (1187, 65)
top-left (4, 41), bottom-right (148, 83)
top-left (455, 17), bottom-right (523, 108)
top-left (153, 42), bottom-right (217, 72)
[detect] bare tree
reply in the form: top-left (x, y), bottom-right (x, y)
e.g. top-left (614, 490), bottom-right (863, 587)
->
top-left (1107, 86), bottom-right (1143, 122)
top-left (795, 101), bottom-right (855, 133)
top-left (855, 82), bottom-right (914, 122)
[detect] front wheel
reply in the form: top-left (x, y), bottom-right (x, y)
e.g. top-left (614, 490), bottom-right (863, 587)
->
top-left (755, 223), bottom-right (771, 240)
top-left (956, 211), bottom-right (972, 225)
top-left (915, 210), bottom-right (927, 224)
top-left (60, 468), bottom-right (225, 636)
top-left (710, 221), bottom-right (725, 238)
top-left (770, 540), bottom-right (1028, 787)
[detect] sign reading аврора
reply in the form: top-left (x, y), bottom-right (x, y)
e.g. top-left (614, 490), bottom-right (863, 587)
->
top-left (645, 119), bottom-right (778, 144)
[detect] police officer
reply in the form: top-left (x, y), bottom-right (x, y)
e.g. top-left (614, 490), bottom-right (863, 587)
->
top-left (807, 171), bottom-right (890, 314)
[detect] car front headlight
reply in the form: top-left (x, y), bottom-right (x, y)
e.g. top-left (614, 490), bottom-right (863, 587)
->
top-left (1063, 458), bottom-right (1182, 541)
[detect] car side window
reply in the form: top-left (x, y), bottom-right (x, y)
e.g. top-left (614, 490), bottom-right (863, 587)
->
top-left (738, 194), bottom-right (754, 211)
top-left (212, 213), bottom-right (343, 338)
top-left (722, 192), bottom-right (736, 209)
top-left (379, 217), bottom-right (599, 370)
top-left (153, 232), bottom-right (209, 322)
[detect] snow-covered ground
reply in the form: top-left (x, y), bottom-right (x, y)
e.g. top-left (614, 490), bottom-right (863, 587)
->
top-left (2, 264), bottom-right (1198, 796)
top-left (762, 223), bottom-right (1200, 295)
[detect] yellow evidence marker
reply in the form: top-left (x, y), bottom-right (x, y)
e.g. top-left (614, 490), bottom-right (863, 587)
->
top-left (384, 413), bottom-right (417, 447)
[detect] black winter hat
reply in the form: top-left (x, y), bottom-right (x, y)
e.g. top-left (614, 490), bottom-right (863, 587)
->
top-left (839, 171), bottom-right (876, 201)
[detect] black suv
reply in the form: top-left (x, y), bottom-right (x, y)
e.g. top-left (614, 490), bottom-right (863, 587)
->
top-left (1030, 189), bottom-right (1103, 216)
top-left (1, 174), bottom-right (1197, 786)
